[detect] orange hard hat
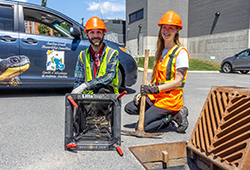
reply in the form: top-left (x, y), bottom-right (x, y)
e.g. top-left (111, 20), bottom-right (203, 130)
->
top-left (158, 11), bottom-right (182, 29)
top-left (84, 16), bottom-right (107, 33)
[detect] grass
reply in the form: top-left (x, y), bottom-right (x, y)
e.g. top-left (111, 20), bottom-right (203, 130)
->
top-left (137, 57), bottom-right (221, 71)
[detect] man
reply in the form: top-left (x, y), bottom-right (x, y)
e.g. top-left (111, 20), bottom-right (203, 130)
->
top-left (71, 17), bottom-right (119, 134)
top-left (72, 16), bottom-right (119, 94)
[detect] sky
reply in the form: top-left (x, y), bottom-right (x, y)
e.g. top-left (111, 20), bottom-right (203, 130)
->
top-left (14, 0), bottom-right (126, 25)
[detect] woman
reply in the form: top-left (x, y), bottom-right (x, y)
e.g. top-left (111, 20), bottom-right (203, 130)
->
top-left (124, 11), bottom-right (189, 133)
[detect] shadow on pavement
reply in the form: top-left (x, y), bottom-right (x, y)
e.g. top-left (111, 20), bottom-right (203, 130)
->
top-left (0, 86), bottom-right (72, 97)
top-left (123, 122), bottom-right (180, 134)
top-left (0, 86), bottom-right (136, 97)
top-left (119, 87), bottom-right (136, 94)
top-left (123, 122), bottom-right (137, 129)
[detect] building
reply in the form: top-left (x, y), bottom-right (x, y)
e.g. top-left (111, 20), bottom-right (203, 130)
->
top-left (104, 19), bottom-right (126, 46)
top-left (188, 0), bottom-right (250, 63)
top-left (126, 0), bottom-right (250, 63)
top-left (126, 0), bottom-right (188, 57)
top-left (25, 21), bottom-right (53, 36)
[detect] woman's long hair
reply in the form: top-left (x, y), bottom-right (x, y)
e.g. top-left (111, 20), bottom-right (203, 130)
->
top-left (150, 26), bottom-right (182, 84)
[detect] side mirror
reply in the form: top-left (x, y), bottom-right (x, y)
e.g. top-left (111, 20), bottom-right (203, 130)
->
top-left (70, 27), bottom-right (81, 39)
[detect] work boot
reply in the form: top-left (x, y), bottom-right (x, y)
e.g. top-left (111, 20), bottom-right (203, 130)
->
top-left (171, 106), bottom-right (189, 133)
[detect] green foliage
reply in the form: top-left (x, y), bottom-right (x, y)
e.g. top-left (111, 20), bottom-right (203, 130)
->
top-left (189, 58), bottom-right (220, 71)
top-left (53, 30), bottom-right (61, 37)
top-left (137, 56), bottom-right (155, 69)
top-left (137, 57), bottom-right (221, 71)
top-left (41, 0), bottom-right (47, 7)
top-left (60, 22), bottom-right (71, 31)
top-left (37, 24), bottom-right (50, 35)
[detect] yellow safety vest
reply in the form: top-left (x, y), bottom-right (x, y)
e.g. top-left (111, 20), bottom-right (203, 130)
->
top-left (79, 46), bottom-right (119, 94)
top-left (148, 45), bottom-right (189, 111)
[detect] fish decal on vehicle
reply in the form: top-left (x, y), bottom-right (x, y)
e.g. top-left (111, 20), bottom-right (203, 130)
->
top-left (0, 55), bottom-right (30, 86)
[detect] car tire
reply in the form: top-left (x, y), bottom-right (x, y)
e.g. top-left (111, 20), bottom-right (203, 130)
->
top-left (118, 68), bottom-right (123, 89)
top-left (221, 62), bottom-right (232, 73)
top-left (240, 70), bottom-right (249, 74)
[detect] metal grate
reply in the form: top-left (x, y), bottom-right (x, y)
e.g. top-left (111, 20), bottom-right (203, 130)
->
top-left (187, 86), bottom-right (250, 170)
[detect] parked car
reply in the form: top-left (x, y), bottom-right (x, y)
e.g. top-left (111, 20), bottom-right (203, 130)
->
top-left (0, 0), bottom-right (137, 89)
top-left (221, 49), bottom-right (250, 74)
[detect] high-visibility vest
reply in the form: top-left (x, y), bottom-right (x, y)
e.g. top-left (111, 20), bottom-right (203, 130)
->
top-left (148, 44), bottom-right (189, 111)
top-left (79, 46), bottom-right (119, 94)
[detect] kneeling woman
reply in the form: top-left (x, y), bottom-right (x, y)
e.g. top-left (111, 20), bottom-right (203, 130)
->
top-left (124, 11), bottom-right (189, 133)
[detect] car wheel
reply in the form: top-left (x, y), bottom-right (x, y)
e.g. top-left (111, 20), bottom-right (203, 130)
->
top-left (221, 62), bottom-right (232, 73)
top-left (240, 70), bottom-right (249, 74)
top-left (117, 68), bottom-right (123, 89)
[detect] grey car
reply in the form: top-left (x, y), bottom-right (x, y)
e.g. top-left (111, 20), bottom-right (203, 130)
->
top-left (221, 49), bottom-right (250, 74)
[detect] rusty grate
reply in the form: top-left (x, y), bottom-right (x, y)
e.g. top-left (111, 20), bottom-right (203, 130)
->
top-left (187, 86), bottom-right (250, 170)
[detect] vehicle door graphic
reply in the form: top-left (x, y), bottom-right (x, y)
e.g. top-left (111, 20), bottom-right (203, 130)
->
top-left (18, 6), bottom-right (85, 86)
top-left (0, 3), bottom-right (24, 86)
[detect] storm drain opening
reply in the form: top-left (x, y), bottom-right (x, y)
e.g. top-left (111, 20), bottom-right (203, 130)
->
top-left (129, 142), bottom-right (189, 170)
top-left (65, 93), bottom-right (121, 151)
top-left (74, 100), bottom-right (114, 141)
top-left (128, 142), bottom-right (225, 170)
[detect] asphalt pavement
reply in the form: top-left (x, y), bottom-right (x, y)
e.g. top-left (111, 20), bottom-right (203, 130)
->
top-left (0, 71), bottom-right (249, 170)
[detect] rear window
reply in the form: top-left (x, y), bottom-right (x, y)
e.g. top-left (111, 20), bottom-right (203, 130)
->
top-left (0, 5), bottom-right (14, 31)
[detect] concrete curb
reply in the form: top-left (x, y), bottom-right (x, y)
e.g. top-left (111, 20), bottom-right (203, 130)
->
top-left (138, 67), bottom-right (220, 73)
top-left (138, 67), bottom-right (153, 72)
top-left (188, 71), bottom-right (220, 73)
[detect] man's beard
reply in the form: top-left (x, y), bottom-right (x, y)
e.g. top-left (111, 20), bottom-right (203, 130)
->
top-left (89, 37), bottom-right (104, 47)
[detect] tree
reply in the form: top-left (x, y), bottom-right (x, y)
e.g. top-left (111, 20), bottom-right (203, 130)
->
top-left (38, 0), bottom-right (50, 36)
top-left (37, 24), bottom-right (50, 35)
top-left (41, 0), bottom-right (47, 7)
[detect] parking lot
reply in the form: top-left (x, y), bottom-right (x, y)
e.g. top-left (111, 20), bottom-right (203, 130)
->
top-left (0, 71), bottom-right (250, 170)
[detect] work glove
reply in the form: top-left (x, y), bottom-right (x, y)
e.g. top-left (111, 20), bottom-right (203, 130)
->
top-left (71, 83), bottom-right (87, 94)
top-left (140, 84), bottom-right (160, 95)
top-left (133, 93), bottom-right (141, 106)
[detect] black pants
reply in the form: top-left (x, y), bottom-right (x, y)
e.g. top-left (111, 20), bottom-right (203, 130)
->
top-left (93, 85), bottom-right (114, 94)
top-left (124, 96), bottom-right (178, 132)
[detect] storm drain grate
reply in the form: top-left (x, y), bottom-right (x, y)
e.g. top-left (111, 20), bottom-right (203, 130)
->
top-left (187, 86), bottom-right (250, 170)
